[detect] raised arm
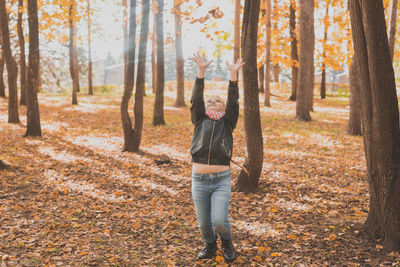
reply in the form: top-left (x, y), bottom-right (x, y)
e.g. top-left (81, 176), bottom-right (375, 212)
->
top-left (225, 58), bottom-right (244, 129)
top-left (190, 53), bottom-right (213, 125)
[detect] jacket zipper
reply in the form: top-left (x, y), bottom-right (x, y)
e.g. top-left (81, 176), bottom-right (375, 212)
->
top-left (207, 121), bottom-right (216, 165)
top-left (222, 139), bottom-right (231, 157)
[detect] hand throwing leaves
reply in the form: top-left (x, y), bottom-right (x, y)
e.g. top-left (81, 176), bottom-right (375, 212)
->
top-left (226, 58), bottom-right (245, 74)
top-left (193, 52), bottom-right (213, 71)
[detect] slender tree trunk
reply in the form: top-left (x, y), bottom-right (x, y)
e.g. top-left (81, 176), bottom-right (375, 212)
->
top-left (289, 0), bottom-right (298, 101)
top-left (295, 0), bottom-right (314, 121)
top-left (0, 0), bottom-right (19, 123)
top-left (151, 15), bottom-right (157, 94)
top-left (273, 63), bottom-right (279, 83)
top-left (236, 0), bottom-right (263, 192)
top-left (349, 0), bottom-right (400, 252)
top-left (258, 65), bottom-right (264, 93)
top-left (320, 4), bottom-right (329, 100)
top-left (121, 0), bottom-right (137, 152)
top-left (131, 0), bottom-right (150, 151)
top-left (123, 0), bottom-right (128, 85)
top-left (320, 67), bottom-right (326, 99)
top-left (174, 0), bottom-right (185, 107)
top-left (17, 0), bottom-right (27, 106)
top-left (25, 0), bottom-right (41, 137)
top-left (233, 0), bottom-right (241, 62)
top-left (0, 49), bottom-right (5, 97)
top-left (388, 0), bottom-right (398, 61)
top-left (87, 0), bottom-right (93, 95)
top-left (69, 1), bottom-right (79, 105)
top-left (153, 0), bottom-right (165, 126)
top-left (264, 0), bottom-right (271, 106)
top-left (347, 57), bottom-right (361, 136)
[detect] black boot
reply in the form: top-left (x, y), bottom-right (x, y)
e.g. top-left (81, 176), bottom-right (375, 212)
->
top-left (221, 238), bottom-right (236, 262)
top-left (197, 241), bottom-right (217, 259)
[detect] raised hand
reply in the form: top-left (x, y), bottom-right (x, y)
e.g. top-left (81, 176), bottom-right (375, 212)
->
top-left (226, 58), bottom-right (245, 81)
top-left (193, 52), bottom-right (213, 79)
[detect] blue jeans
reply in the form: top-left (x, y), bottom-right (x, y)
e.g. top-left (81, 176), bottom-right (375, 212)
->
top-left (192, 169), bottom-right (232, 244)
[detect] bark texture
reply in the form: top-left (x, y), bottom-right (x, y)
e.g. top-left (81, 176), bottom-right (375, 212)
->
top-left (264, 0), bottom-right (271, 107)
top-left (258, 65), bottom-right (264, 93)
top-left (289, 0), bottom-right (298, 101)
top-left (388, 0), bottom-right (398, 61)
top-left (320, 5), bottom-right (329, 100)
top-left (174, 0), bottom-right (185, 107)
top-left (0, 48), bottom-right (5, 98)
top-left (153, 0), bottom-right (165, 126)
top-left (347, 57), bottom-right (361, 136)
top-left (87, 0), bottom-right (93, 95)
top-left (0, 0), bottom-right (20, 123)
top-left (151, 15), bottom-right (157, 94)
top-left (69, 1), bottom-right (79, 105)
top-left (17, 0), bottom-right (27, 105)
top-left (236, 0), bottom-right (264, 192)
top-left (123, 0), bottom-right (128, 85)
top-left (121, 0), bottom-right (137, 152)
top-left (296, 0), bottom-right (314, 121)
top-left (25, 0), bottom-right (41, 137)
top-left (131, 0), bottom-right (150, 151)
top-left (349, 0), bottom-right (400, 252)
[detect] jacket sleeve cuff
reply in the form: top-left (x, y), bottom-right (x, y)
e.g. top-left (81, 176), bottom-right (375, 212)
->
top-left (195, 77), bottom-right (205, 85)
top-left (229, 80), bottom-right (238, 87)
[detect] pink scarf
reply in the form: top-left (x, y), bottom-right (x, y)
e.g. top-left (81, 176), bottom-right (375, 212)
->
top-left (205, 110), bottom-right (225, 120)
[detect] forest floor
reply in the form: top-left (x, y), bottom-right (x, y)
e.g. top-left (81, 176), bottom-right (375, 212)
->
top-left (1, 82), bottom-right (400, 266)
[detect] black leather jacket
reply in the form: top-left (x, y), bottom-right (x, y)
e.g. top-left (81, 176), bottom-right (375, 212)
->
top-left (190, 78), bottom-right (239, 166)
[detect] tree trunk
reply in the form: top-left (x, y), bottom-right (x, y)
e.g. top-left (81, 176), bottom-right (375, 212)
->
top-left (131, 0), bottom-right (150, 151)
top-left (236, 0), bottom-right (263, 192)
top-left (87, 0), bottom-right (93, 95)
top-left (121, 0), bottom-right (137, 152)
top-left (289, 0), bottom-right (298, 101)
top-left (37, 56), bottom-right (42, 92)
top-left (349, 0), bottom-right (400, 252)
top-left (295, 0), bottom-right (314, 121)
top-left (388, 0), bottom-right (398, 61)
top-left (69, 1), bottom-right (79, 105)
top-left (258, 65), bottom-right (264, 93)
top-left (151, 15), bottom-right (157, 94)
top-left (320, 67), bottom-right (326, 99)
top-left (0, 0), bottom-right (19, 123)
top-left (320, 4), bottom-right (329, 100)
top-left (0, 49), bottom-right (5, 97)
top-left (273, 63), bottom-right (279, 83)
top-left (25, 0), bottom-right (41, 137)
top-left (153, 0), bottom-right (165, 126)
top-left (233, 0), bottom-right (241, 62)
top-left (264, 0), bottom-right (271, 107)
top-left (123, 0), bottom-right (128, 85)
top-left (17, 0), bottom-right (27, 106)
top-left (347, 57), bottom-right (361, 136)
top-left (174, 0), bottom-right (185, 107)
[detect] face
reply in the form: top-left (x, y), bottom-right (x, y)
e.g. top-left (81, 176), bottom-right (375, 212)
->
top-left (205, 96), bottom-right (225, 112)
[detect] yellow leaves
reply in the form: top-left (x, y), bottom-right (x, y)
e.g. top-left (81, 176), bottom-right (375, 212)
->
top-left (270, 206), bottom-right (279, 213)
top-left (258, 246), bottom-right (272, 253)
top-left (287, 234), bottom-right (298, 240)
top-left (271, 252), bottom-right (282, 257)
top-left (329, 233), bottom-right (337, 241)
top-left (215, 255), bottom-right (225, 263)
